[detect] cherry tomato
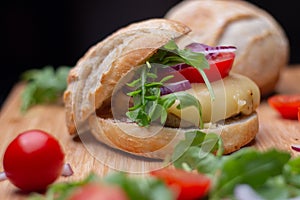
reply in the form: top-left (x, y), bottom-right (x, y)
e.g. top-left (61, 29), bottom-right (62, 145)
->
top-left (3, 129), bottom-right (65, 192)
top-left (68, 183), bottom-right (128, 200)
top-left (178, 52), bottom-right (235, 83)
top-left (268, 94), bottom-right (300, 119)
top-left (298, 107), bottom-right (300, 122)
top-left (150, 168), bottom-right (211, 200)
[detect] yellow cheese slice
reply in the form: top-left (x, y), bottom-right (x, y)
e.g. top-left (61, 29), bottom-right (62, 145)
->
top-left (168, 73), bottom-right (260, 126)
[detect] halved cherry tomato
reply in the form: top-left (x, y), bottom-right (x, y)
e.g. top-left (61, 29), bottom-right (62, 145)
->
top-left (68, 183), bottom-right (128, 200)
top-left (150, 168), bottom-right (211, 200)
top-left (268, 94), bottom-right (300, 119)
top-left (3, 129), bottom-right (65, 192)
top-left (178, 52), bottom-right (235, 83)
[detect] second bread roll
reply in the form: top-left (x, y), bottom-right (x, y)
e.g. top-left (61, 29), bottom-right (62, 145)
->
top-left (166, 0), bottom-right (289, 96)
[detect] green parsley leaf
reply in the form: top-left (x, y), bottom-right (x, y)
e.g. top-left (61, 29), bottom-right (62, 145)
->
top-left (20, 66), bottom-right (71, 112)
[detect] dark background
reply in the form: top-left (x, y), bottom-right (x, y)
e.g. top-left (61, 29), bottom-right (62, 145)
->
top-left (0, 0), bottom-right (299, 107)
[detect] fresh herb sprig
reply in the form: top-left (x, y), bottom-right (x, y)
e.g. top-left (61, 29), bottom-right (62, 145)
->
top-left (21, 66), bottom-right (71, 112)
top-left (126, 62), bottom-right (203, 128)
top-left (28, 131), bottom-right (300, 200)
top-left (149, 40), bottom-right (215, 100)
top-left (29, 172), bottom-right (174, 200)
top-left (171, 131), bottom-right (300, 199)
top-left (126, 40), bottom-right (214, 128)
top-left (29, 173), bottom-right (99, 200)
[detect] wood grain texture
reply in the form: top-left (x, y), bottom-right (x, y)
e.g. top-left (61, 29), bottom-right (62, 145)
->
top-left (0, 66), bottom-right (300, 199)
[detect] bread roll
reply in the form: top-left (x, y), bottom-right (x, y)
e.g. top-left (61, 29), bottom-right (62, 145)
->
top-left (165, 0), bottom-right (289, 96)
top-left (64, 18), bottom-right (190, 135)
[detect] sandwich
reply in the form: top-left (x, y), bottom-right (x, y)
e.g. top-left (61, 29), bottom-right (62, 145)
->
top-left (63, 18), bottom-right (260, 159)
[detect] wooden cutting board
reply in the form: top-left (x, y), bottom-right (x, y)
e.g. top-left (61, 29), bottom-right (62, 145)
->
top-left (0, 66), bottom-right (300, 200)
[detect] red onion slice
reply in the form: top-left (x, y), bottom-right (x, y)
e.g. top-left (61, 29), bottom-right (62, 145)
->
top-left (291, 144), bottom-right (300, 152)
top-left (161, 80), bottom-right (191, 95)
top-left (0, 172), bottom-right (7, 181)
top-left (61, 163), bottom-right (74, 177)
top-left (185, 43), bottom-right (236, 59)
top-left (170, 63), bottom-right (190, 71)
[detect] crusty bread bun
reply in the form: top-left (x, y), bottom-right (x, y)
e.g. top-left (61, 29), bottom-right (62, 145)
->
top-left (64, 19), bottom-right (190, 135)
top-left (64, 18), bottom-right (260, 159)
top-left (165, 0), bottom-right (289, 96)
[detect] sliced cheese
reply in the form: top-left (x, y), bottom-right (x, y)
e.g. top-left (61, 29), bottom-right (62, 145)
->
top-left (168, 73), bottom-right (260, 125)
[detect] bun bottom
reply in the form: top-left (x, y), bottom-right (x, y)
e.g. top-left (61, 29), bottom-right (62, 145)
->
top-left (88, 112), bottom-right (258, 159)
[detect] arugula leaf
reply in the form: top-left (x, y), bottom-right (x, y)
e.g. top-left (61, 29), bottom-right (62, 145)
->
top-left (104, 172), bottom-right (174, 200)
top-left (173, 146), bottom-right (221, 174)
top-left (126, 40), bottom-right (217, 127)
top-left (28, 173), bottom-right (99, 200)
top-left (160, 92), bottom-right (203, 128)
top-left (254, 176), bottom-right (300, 200)
top-left (170, 131), bottom-right (300, 199)
top-left (29, 172), bottom-right (173, 200)
top-left (283, 156), bottom-right (300, 187)
top-left (126, 63), bottom-right (202, 127)
top-left (231, 157), bottom-right (300, 200)
top-left (171, 131), bottom-right (223, 174)
top-left (149, 40), bottom-right (215, 100)
top-left (20, 66), bottom-right (71, 112)
top-left (149, 40), bottom-right (208, 69)
top-left (28, 141), bottom-right (300, 200)
top-left (212, 148), bottom-right (291, 198)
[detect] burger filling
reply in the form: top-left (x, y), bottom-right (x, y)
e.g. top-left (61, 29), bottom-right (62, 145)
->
top-left (98, 40), bottom-right (260, 129)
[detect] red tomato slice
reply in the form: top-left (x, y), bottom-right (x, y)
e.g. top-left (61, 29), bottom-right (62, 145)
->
top-left (150, 168), bottom-right (211, 200)
top-left (68, 183), bottom-right (128, 200)
top-left (178, 52), bottom-right (235, 83)
top-left (268, 94), bottom-right (300, 119)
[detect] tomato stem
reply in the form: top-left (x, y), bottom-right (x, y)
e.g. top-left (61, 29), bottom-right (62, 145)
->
top-left (61, 163), bottom-right (74, 177)
top-left (0, 172), bottom-right (7, 181)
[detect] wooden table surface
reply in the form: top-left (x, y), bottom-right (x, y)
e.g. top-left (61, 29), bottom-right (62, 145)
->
top-left (0, 66), bottom-right (300, 199)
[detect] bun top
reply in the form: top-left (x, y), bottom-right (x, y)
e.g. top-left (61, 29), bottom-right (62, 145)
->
top-left (166, 0), bottom-right (289, 96)
top-left (64, 18), bottom-right (190, 134)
